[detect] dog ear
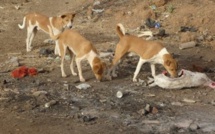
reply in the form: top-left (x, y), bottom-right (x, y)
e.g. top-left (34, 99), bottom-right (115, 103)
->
top-left (72, 13), bottom-right (76, 18)
top-left (93, 64), bottom-right (103, 74)
top-left (61, 15), bottom-right (66, 18)
top-left (165, 60), bottom-right (171, 66)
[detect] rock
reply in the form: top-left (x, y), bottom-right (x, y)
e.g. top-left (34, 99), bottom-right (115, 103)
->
top-left (180, 32), bottom-right (196, 43)
top-left (39, 48), bottom-right (53, 56)
top-left (145, 104), bottom-right (151, 112)
top-left (151, 107), bottom-right (158, 114)
top-left (76, 83), bottom-right (91, 90)
top-left (32, 91), bottom-right (48, 97)
top-left (138, 109), bottom-right (147, 115)
top-left (189, 123), bottom-right (200, 130)
top-left (175, 120), bottom-right (193, 128)
top-left (9, 57), bottom-right (19, 67)
top-left (82, 115), bottom-right (97, 122)
top-left (45, 100), bottom-right (57, 108)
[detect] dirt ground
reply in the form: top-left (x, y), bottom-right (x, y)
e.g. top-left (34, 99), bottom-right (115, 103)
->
top-left (1, 0), bottom-right (215, 133)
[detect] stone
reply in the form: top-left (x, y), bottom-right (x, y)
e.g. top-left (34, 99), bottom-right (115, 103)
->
top-left (189, 123), bottom-right (200, 130)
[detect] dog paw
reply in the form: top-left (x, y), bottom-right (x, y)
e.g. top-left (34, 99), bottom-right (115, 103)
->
top-left (72, 72), bottom-right (78, 76)
top-left (62, 74), bottom-right (67, 78)
top-left (80, 78), bottom-right (86, 82)
top-left (133, 78), bottom-right (138, 82)
top-left (27, 48), bottom-right (32, 52)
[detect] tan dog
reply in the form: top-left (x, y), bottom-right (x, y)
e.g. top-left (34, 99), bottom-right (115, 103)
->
top-left (47, 26), bottom-right (106, 82)
top-left (18, 12), bottom-right (76, 53)
top-left (108, 23), bottom-right (178, 82)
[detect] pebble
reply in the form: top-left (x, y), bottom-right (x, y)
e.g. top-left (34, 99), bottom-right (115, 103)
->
top-left (151, 107), bottom-right (158, 114)
top-left (189, 123), bottom-right (200, 130)
top-left (145, 104), bottom-right (151, 112)
top-left (138, 109), bottom-right (147, 115)
top-left (45, 100), bottom-right (57, 108)
top-left (32, 91), bottom-right (48, 97)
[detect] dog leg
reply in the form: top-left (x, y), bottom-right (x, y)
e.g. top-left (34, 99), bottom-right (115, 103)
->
top-left (133, 58), bottom-right (146, 82)
top-left (60, 44), bottom-right (67, 77)
top-left (55, 43), bottom-right (60, 55)
top-left (75, 58), bottom-right (85, 82)
top-left (26, 27), bottom-right (33, 52)
top-left (150, 64), bottom-right (156, 77)
top-left (68, 49), bottom-right (77, 76)
top-left (108, 44), bottom-right (127, 78)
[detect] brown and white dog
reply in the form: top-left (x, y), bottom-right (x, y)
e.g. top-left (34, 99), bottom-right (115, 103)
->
top-left (108, 23), bottom-right (178, 82)
top-left (47, 26), bottom-right (106, 82)
top-left (18, 12), bottom-right (76, 53)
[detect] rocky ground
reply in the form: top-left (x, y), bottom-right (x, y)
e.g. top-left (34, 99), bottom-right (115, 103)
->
top-left (1, 0), bottom-right (215, 133)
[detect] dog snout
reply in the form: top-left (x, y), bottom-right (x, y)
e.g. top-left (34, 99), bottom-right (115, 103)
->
top-left (68, 25), bottom-right (73, 29)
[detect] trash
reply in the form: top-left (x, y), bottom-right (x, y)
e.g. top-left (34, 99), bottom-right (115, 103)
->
top-left (155, 22), bottom-right (161, 28)
top-left (148, 69), bottom-right (215, 89)
top-left (45, 100), bottom-right (57, 108)
top-left (92, 8), bottom-right (104, 13)
top-left (82, 115), bottom-right (97, 122)
top-left (145, 104), bottom-right (151, 112)
top-left (180, 26), bottom-right (197, 32)
top-left (39, 48), bottom-right (54, 56)
top-left (145, 18), bottom-right (156, 28)
top-left (76, 83), bottom-right (91, 90)
top-left (179, 41), bottom-right (196, 50)
top-left (171, 102), bottom-right (184, 106)
top-left (157, 29), bottom-right (166, 37)
top-left (11, 66), bottom-right (38, 78)
top-left (182, 98), bottom-right (196, 103)
top-left (138, 31), bottom-right (153, 39)
top-left (116, 91), bottom-right (123, 98)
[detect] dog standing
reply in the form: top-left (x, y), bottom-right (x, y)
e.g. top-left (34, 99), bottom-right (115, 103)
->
top-left (18, 12), bottom-right (76, 53)
top-left (108, 23), bottom-right (178, 82)
top-left (47, 26), bottom-right (106, 82)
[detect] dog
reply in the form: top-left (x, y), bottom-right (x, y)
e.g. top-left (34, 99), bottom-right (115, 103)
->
top-left (18, 12), bottom-right (76, 53)
top-left (108, 23), bottom-right (178, 82)
top-left (47, 26), bottom-right (106, 82)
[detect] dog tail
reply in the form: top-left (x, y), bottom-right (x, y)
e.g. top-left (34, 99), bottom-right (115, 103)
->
top-left (18, 17), bottom-right (26, 29)
top-left (116, 23), bottom-right (126, 38)
top-left (47, 25), bottom-right (60, 40)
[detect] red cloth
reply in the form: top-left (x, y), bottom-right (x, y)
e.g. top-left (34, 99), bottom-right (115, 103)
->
top-left (11, 66), bottom-right (37, 78)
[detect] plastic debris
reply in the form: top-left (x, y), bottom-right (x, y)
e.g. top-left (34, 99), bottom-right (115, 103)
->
top-left (179, 41), bottom-right (196, 50)
top-left (76, 83), bottom-right (91, 90)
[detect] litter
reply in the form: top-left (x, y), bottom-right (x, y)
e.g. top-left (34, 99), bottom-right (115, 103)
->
top-left (76, 83), bottom-right (91, 90)
top-left (179, 41), bottom-right (196, 50)
top-left (11, 66), bottom-right (37, 78)
top-left (148, 69), bottom-right (215, 89)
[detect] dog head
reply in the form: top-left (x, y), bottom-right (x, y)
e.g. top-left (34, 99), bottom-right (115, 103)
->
top-left (60, 13), bottom-right (76, 29)
top-left (92, 57), bottom-right (107, 82)
top-left (163, 54), bottom-right (178, 78)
